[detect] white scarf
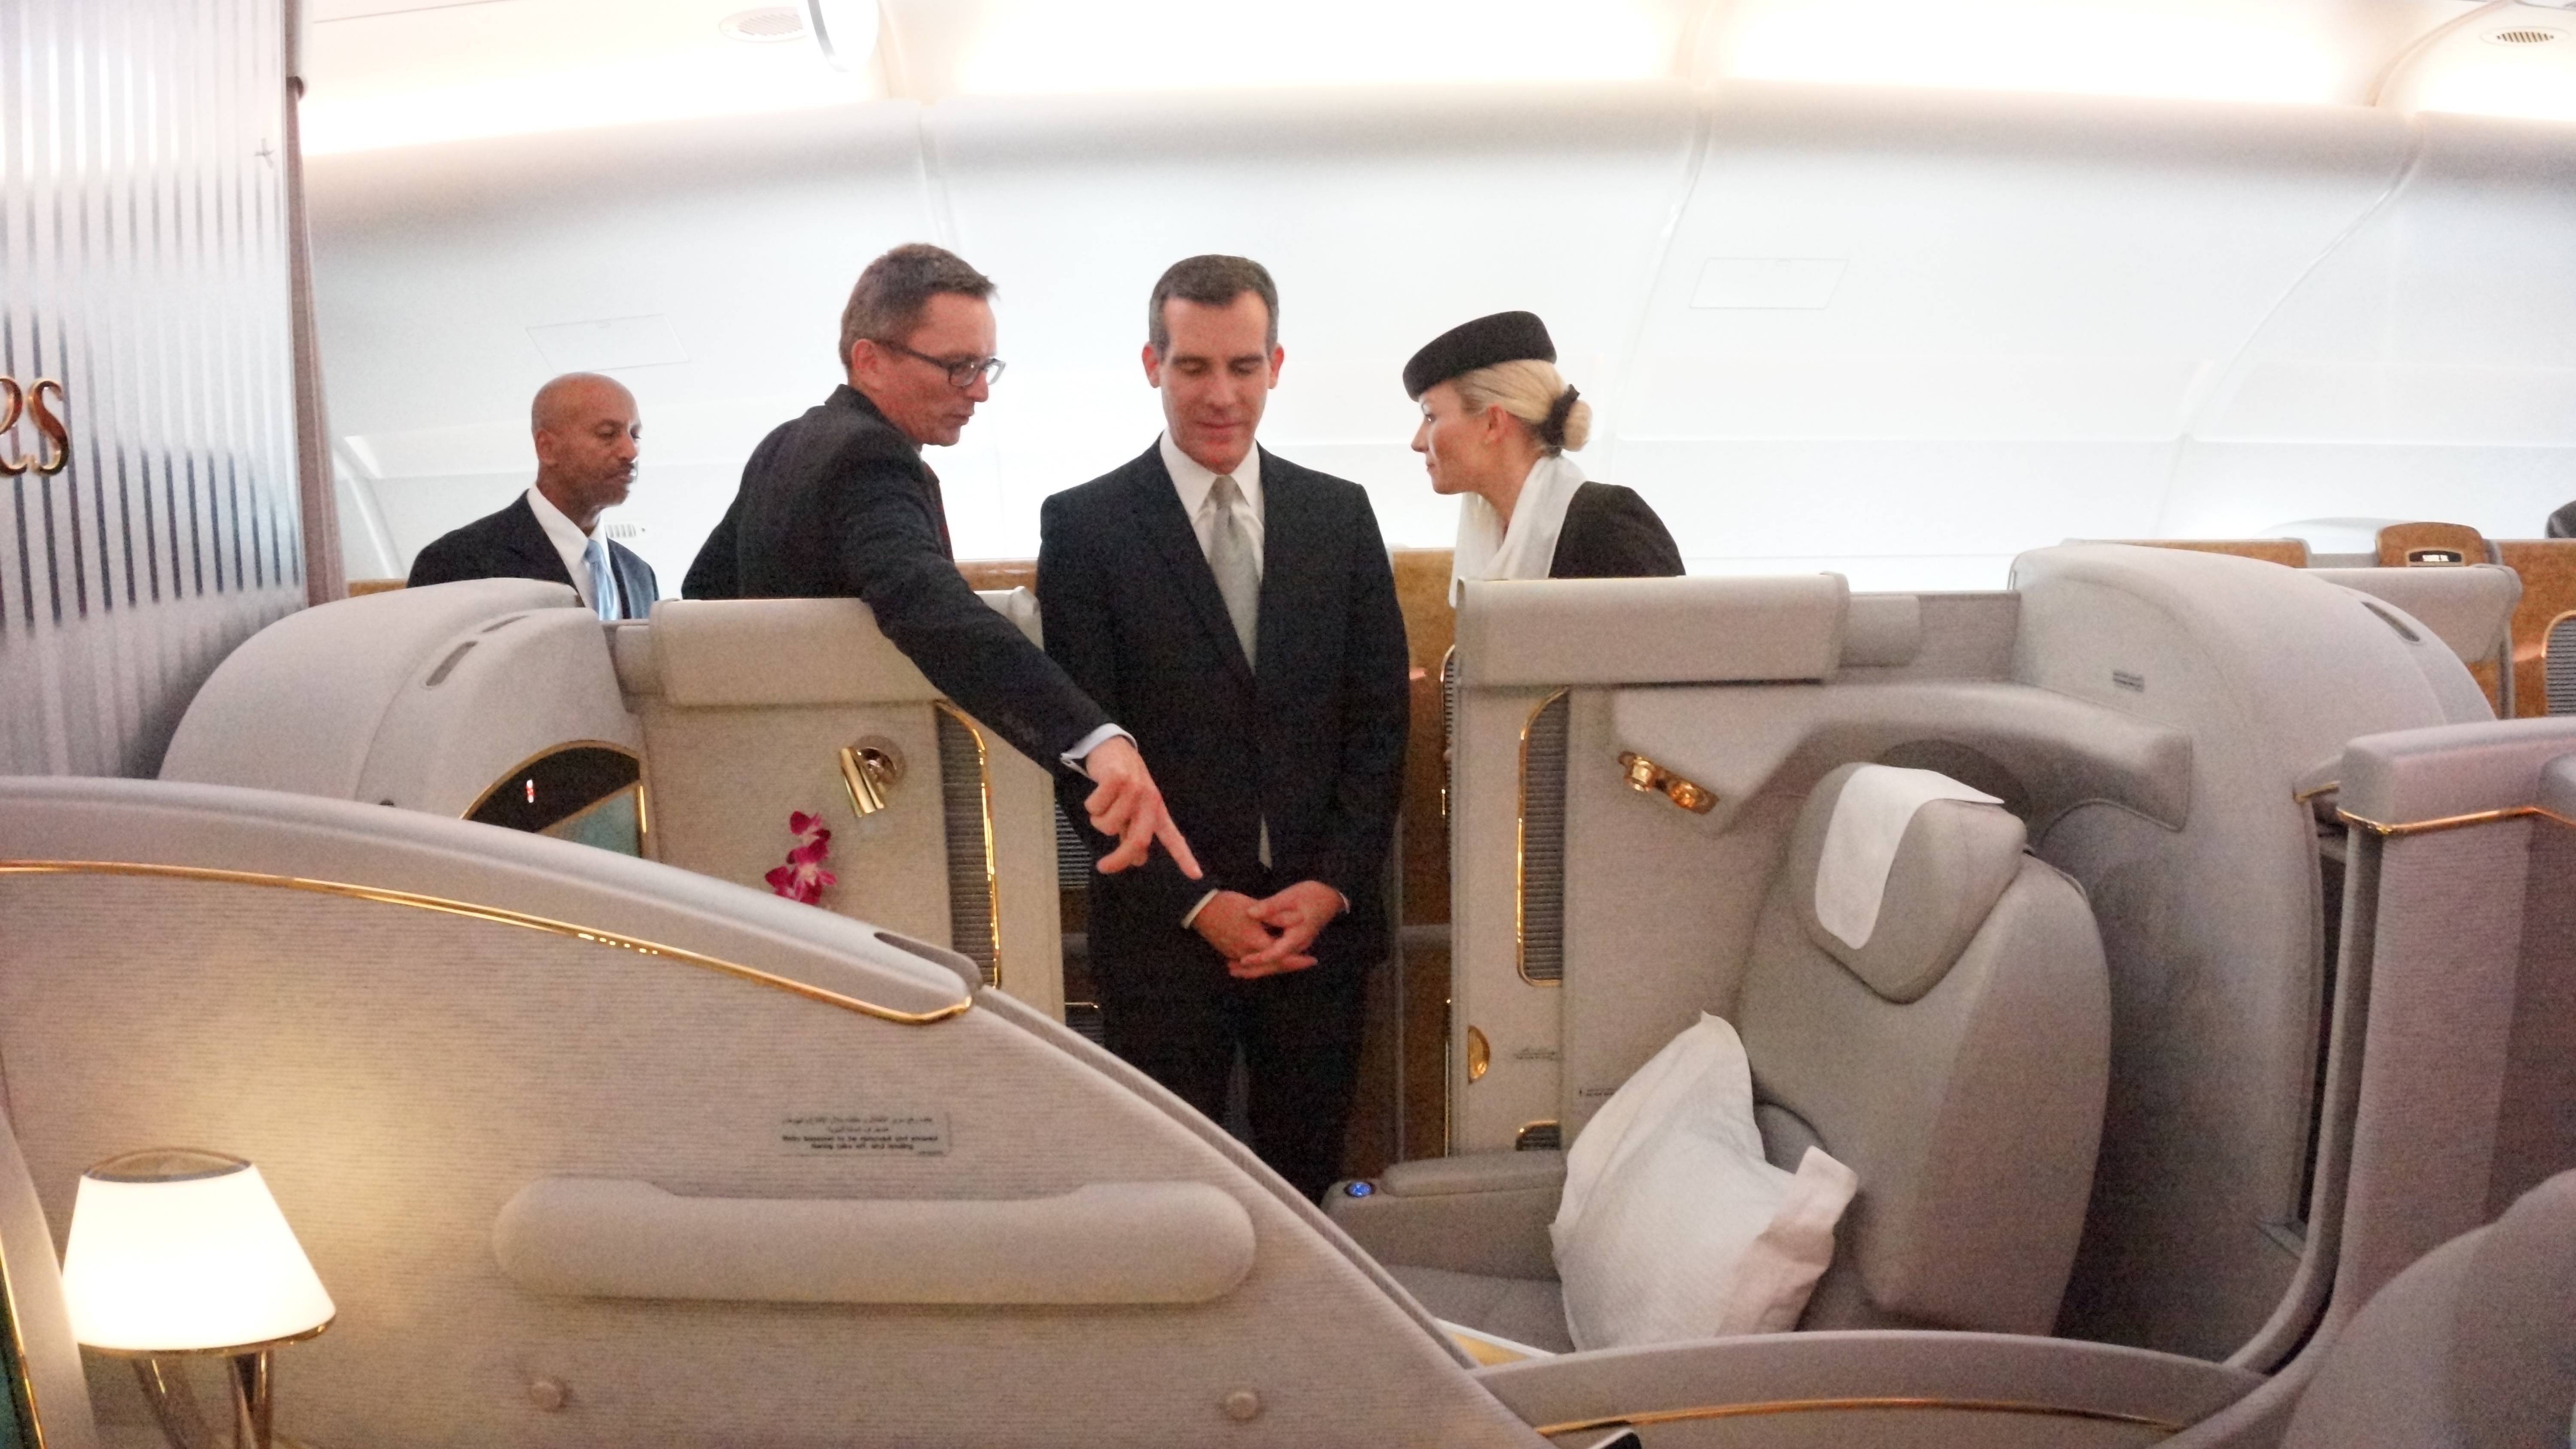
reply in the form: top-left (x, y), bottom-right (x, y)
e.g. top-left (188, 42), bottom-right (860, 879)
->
top-left (1451, 450), bottom-right (1586, 603)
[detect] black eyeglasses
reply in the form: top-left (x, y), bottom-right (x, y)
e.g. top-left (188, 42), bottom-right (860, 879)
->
top-left (875, 339), bottom-right (1006, 389)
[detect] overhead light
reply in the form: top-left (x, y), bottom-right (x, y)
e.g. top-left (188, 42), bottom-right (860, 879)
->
top-left (718, 7), bottom-right (807, 43)
top-left (960, 0), bottom-right (1669, 94)
top-left (2379, 1), bottom-right (2576, 123)
top-left (300, 43), bottom-right (875, 154)
top-left (1711, 0), bottom-right (2347, 105)
top-left (806, 0), bottom-right (879, 71)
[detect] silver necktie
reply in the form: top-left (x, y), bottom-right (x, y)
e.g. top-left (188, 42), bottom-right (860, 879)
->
top-left (581, 536), bottom-right (620, 621)
top-left (1206, 474), bottom-right (1268, 866)
top-left (1206, 474), bottom-right (1258, 667)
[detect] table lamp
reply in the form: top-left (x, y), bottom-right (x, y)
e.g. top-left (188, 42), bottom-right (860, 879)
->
top-left (58, 1149), bottom-right (335, 1449)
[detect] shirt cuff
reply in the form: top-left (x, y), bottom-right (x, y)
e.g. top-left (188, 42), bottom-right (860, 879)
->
top-left (1059, 723), bottom-right (1133, 777)
top-left (1179, 889), bottom-right (1221, 930)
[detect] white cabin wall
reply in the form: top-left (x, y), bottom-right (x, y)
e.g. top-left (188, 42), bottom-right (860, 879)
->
top-left (1633, 89), bottom-right (2420, 589)
top-left (310, 105), bottom-right (937, 585)
top-left (928, 87), bottom-right (1699, 558)
top-left (2170, 110), bottom-right (2576, 540)
top-left (307, 82), bottom-right (2576, 592)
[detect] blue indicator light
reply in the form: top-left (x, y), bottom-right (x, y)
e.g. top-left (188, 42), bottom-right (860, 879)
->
top-left (1345, 1181), bottom-right (1373, 1197)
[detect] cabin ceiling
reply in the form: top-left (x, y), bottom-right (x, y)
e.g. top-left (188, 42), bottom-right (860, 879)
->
top-left (301, 0), bottom-right (2531, 155)
top-left (303, 0), bottom-right (2576, 589)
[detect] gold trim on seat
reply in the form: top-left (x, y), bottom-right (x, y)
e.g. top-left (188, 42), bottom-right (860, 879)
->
top-left (933, 701), bottom-right (1004, 988)
top-left (1533, 1396), bottom-right (2184, 1438)
top-left (1517, 689), bottom-right (1570, 988)
top-left (0, 860), bottom-right (971, 1026)
top-left (2337, 803), bottom-right (2576, 839)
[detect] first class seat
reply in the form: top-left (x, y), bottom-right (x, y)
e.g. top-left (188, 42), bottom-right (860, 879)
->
top-left (11, 709), bottom-right (2575, 1444)
top-left (1428, 546), bottom-right (2492, 1362)
top-left (158, 583), bottom-right (1066, 1015)
top-left (1334, 758), bottom-right (2110, 1349)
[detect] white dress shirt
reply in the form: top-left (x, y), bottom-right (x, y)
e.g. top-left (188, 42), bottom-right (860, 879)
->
top-left (1062, 432), bottom-right (1265, 802)
top-left (1160, 431), bottom-right (1264, 572)
top-left (525, 485), bottom-right (602, 612)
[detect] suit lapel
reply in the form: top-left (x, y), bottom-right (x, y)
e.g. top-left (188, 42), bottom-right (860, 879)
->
top-left (1123, 446), bottom-right (1255, 688)
top-left (1253, 449), bottom-right (1320, 683)
top-left (504, 494), bottom-right (580, 590)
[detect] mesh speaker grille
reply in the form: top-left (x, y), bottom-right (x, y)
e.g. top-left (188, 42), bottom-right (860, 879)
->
top-left (937, 710), bottom-right (998, 987)
top-left (1515, 1121), bottom-right (1562, 1152)
top-left (1442, 649), bottom-right (1459, 817)
top-left (1055, 805), bottom-right (1091, 888)
top-left (1521, 694), bottom-right (1569, 983)
top-left (2548, 617), bottom-right (2576, 715)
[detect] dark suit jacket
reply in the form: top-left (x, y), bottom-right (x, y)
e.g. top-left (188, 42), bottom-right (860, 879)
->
top-left (684, 384), bottom-right (1109, 769)
top-left (1039, 444), bottom-right (1410, 991)
top-left (407, 492), bottom-right (657, 615)
top-left (1551, 481), bottom-right (1685, 579)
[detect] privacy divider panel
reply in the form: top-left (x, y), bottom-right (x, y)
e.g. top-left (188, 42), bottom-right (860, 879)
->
top-left (0, 0), bottom-right (305, 777)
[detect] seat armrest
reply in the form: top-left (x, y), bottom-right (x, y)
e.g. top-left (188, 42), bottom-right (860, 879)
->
top-left (1327, 1152), bottom-right (1564, 1281)
top-left (1379, 1150), bottom-right (1566, 1197)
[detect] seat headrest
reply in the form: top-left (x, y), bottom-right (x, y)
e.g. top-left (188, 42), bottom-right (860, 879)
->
top-left (2451, 1170), bottom-right (2576, 1449)
top-left (1783, 763), bottom-right (2026, 1003)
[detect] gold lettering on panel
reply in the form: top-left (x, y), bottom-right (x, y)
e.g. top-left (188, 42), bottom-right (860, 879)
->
top-left (0, 377), bottom-right (69, 476)
top-left (28, 380), bottom-right (68, 476)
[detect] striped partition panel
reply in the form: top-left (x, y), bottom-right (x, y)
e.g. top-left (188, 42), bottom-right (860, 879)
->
top-left (0, 0), bottom-right (305, 777)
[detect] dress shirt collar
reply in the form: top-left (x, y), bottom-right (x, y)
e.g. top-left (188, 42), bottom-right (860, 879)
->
top-left (525, 485), bottom-right (600, 610)
top-left (1159, 431), bottom-right (1263, 528)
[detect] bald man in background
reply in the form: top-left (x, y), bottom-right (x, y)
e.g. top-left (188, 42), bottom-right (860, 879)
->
top-left (406, 372), bottom-right (658, 618)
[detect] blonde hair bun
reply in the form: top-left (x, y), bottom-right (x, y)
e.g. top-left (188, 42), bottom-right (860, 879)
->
top-left (1452, 358), bottom-right (1589, 454)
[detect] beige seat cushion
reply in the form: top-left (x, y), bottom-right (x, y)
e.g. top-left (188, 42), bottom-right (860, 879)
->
top-left (1387, 1265), bottom-right (1574, 1355)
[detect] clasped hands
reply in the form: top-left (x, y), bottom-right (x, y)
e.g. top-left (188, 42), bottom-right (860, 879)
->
top-left (1195, 881), bottom-right (1342, 979)
top-left (1079, 735), bottom-right (1335, 976)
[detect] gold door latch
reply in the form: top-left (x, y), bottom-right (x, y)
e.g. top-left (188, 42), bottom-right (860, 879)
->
top-left (1617, 752), bottom-right (1716, 814)
top-left (838, 740), bottom-right (904, 816)
top-left (1466, 1025), bottom-right (1491, 1082)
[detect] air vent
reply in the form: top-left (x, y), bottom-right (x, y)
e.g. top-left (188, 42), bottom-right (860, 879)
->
top-left (604, 521), bottom-right (646, 541)
top-left (718, 6), bottom-right (806, 42)
top-left (2487, 27), bottom-right (2562, 44)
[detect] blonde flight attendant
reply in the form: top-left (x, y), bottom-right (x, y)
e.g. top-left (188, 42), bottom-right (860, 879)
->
top-left (1405, 310), bottom-right (1681, 600)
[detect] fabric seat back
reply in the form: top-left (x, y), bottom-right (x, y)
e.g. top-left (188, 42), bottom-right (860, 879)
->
top-left (2284, 1170), bottom-right (2576, 1449)
top-left (620, 594), bottom-right (1063, 1016)
top-left (1736, 762), bottom-right (2110, 1335)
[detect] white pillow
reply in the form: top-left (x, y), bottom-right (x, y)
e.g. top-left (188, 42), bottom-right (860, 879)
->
top-left (1551, 1014), bottom-right (1858, 1350)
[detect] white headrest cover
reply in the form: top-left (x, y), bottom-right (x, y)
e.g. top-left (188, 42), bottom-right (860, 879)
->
top-left (1787, 763), bottom-right (2026, 1003)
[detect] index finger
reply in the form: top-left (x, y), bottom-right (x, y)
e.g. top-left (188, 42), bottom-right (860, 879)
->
top-left (1155, 812), bottom-right (1203, 880)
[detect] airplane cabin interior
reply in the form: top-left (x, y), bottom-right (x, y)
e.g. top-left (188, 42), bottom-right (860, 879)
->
top-left (4, 0), bottom-right (2576, 1445)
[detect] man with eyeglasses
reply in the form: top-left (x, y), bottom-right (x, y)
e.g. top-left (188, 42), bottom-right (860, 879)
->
top-left (683, 243), bottom-right (1199, 878)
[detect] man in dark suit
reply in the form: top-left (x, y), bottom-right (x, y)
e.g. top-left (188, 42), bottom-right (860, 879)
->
top-left (683, 243), bottom-right (1197, 875)
top-left (1039, 256), bottom-right (1410, 1200)
top-left (407, 372), bottom-right (656, 617)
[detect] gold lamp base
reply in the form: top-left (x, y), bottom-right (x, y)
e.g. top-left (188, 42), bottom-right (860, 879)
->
top-left (131, 1349), bottom-right (278, 1449)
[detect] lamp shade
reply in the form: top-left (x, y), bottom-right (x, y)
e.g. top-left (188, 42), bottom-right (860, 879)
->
top-left (60, 1149), bottom-right (335, 1354)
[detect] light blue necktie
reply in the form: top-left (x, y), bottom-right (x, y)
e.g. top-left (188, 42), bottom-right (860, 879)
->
top-left (581, 537), bottom-right (620, 621)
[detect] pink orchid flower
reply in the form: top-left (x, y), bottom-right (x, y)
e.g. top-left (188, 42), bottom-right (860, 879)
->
top-left (767, 812), bottom-right (836, 905)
